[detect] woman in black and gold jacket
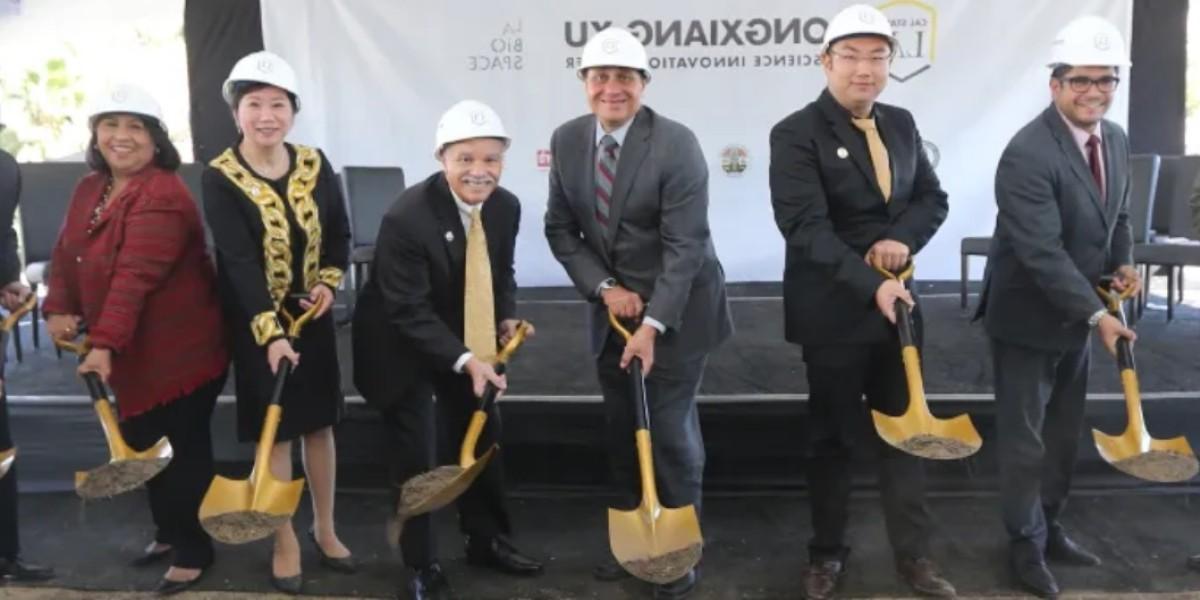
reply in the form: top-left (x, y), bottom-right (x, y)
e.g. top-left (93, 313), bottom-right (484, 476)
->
top-left (201, 50), bottom-right (354, 595)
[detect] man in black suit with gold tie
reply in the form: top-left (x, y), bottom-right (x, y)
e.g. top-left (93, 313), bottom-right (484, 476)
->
top-left (353, 100), bottom-right (542, 600)
top-left (768, 4), bottom-right (953, 599)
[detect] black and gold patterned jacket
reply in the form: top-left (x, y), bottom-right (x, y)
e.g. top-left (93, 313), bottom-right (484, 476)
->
top-left (202, 143), bottom-right (350, 345)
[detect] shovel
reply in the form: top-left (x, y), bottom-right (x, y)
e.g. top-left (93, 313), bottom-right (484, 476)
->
top-left (606, 312), bottom-right (702, 585)
top-left (0, 296), bottom-right (37, 479)
top-left (1092, 282), bottom-right (1198, 483)
top-left (871, 263), bottom-right (982, 460)
top-left (393, 321), bottom-right (532, 522)
top-left (198, 298), bottom-right (324, 544)
top-left (55, 335), bottom-right (173, 499)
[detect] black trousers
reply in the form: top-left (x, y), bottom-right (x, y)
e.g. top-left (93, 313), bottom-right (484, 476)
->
top-left (383, 374), bottom-right (510, 569)
top-left (596, 335), bottom-right (707, 514)
top-left (119, 373), bottom-right (226, 569)
top-left (802, 334), bottom-right (934, 563)
top-left (991, 337), bottom-right (1090, 556)
top-left (0, 385), bottom-right (18, 560)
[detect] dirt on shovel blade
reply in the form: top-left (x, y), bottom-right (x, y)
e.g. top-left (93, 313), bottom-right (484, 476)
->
top-left (76, 458), bottom-right (169, 499)
top-left (1113, 450), bottom-right (1199, 483)
top-left (895, 434), bottom-right (977, 460)
top-left (201, 511), bottom-right (291, 544)
top-left (399, 465), bottom-right (464, 514)
top-left (620, 543), bottom-right (703, 584)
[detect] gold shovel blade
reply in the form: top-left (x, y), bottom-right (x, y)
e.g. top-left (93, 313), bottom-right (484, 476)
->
top-left (0, 447), bottom-right (14, 479)
top-left (75, 436), bottom-right (172, 499)
top-left (608, 504), bottom-right (703, 584)
top-left (1092, 428), bottom-right (1199, 483)
top-left (199, 471), bottom-right (306, 544)
top-left (398, 445), bottom-right (497, 518)
top-left (872, 410), bottom-right (982, 460)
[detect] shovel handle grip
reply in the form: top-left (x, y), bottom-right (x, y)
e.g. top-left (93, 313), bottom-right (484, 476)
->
top-left (80, 371), bottom-right (109, 402)
top-left (873, 262), bottom-right (915, 282)
top-left (628, 358), bottom-right (651, 432)
top-left (1095, 282), bottom-right (1137, 372)
top-left (477, 363), bottom-right (507, 412)
top-left (268, 359), bottom-right (294, 408)
top-left (894, 300), bottom-right (917, 348)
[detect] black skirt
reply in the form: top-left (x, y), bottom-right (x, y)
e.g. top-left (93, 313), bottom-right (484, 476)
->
top-left (229, 298), bottom-right (344, 442)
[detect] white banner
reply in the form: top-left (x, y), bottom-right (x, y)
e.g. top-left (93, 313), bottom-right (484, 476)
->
top-left (261, 0), bottom-right (1132, 285)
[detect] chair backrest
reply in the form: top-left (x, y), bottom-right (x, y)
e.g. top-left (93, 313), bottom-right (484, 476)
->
top-left (18, 162), bottom-right (91, 264)
top-left (1151, 155), bottom-right (1200, 240)
top-left (342, 166), bottom-right (405, 248)
top-left (1127, 154), bottom-right (1160, 244)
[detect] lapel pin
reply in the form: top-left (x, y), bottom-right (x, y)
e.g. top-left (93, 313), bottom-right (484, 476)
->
top-left (444, 231), bottom-right (455, 243)
top-left (837, 147), bottom-right (849, 159)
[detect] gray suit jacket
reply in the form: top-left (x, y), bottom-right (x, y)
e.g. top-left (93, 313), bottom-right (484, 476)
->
top-left (544, 106), bottom-right (733, 365)
top-left (977, 105), bottom-right (1133, 351)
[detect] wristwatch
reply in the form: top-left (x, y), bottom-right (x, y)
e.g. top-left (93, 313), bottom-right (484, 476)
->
top-left (1087, 309), bottom-right (1107, 328)
top-left (597, 278), bottom-right (616, 295)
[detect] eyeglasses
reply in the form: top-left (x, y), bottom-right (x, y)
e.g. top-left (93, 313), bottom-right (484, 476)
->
top-left (828, 51), bottom-right (892, 68)
top-left (1059, 75), bottom-right (1120, 93)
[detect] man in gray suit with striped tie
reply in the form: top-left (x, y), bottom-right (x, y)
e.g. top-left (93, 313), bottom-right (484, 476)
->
top-left (544, 27), bottom-right (732, 600)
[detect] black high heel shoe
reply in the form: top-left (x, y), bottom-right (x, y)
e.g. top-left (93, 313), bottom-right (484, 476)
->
top-left (307, 527), bottom-right (357, 574)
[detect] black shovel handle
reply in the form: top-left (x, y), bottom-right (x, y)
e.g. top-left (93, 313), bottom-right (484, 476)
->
top-left (894, 301), bottom-right (917, 349)
top-left (477, 363), bottom-right (507, 413)
top-left (607, 312), bottom-right (652, 432)
top-left (268, 359), bottom-right (294, 408)
top-left (1096, 280), bottom-right (1137, 372)
top-left (81, 371), bottom-right (109, 402)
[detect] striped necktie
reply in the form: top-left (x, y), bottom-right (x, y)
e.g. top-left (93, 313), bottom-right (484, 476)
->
top-left (595, 134), bottom-right (619, 225)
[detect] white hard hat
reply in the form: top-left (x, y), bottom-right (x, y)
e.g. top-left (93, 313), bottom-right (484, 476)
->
top-left (222, 51), bottom-right (301, 109)
top-left (577, 27), bottom-right (651, 80)
top-left (88, 83), bottom-right (166, 131)
top-left (822, 4), bottom-right (897, 54)
top-left (434, 100), bottom-right (510, 156)
top-left (1048, 16), bottom-right (1130, 69)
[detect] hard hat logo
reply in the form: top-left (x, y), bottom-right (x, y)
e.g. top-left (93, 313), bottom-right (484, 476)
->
top-left (858, 8), bottom-right (878, 24)
top-left (470, 111), bottom-right (487, 126)
top-left (602, 39), bottom-right (620, 54)
top-left (1094, 33), bottom-right (1110, 51)
top-left (257, 59), bottom-right (274, 74)
top-left (111, 90), bottom-right (128, 103)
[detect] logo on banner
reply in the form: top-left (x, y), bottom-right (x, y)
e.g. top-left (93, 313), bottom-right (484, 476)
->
top-left (720, 145), bottom-right (749, 177)
top-left (922, 140), bottom-right (940, 169)
top-left (878, 0), bottom-right (937, 83)
top-left (536, 149), bottom-right (552, 170)
top-left (468, 19), bottom-right (525, 71)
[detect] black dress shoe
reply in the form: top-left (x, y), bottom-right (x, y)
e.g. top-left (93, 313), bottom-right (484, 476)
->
top-left (0, 556), bottom-right (55, 581)
top-left (154, 569), bottom-right (205, 597)
top-left (592, 555), bottom-right (631, 581)
top-left (307, 527), bottom-right (358, 573)
top-left (654, 567), bottom-right (698, 600)
top-left (270, 573), bottom-right (303, 595)
top-left (1011, 554), bottom-right (1059, 599)
top-left (1187, 554), bottom-right (1200, 572)
top-left (399, 563), bottom-right (457, 600)
top-left (131, 543), bottom-right (173, 567)
top-left (1046, 529), bottom-right (1101, 566)
top-left (465, 535), bottom-right (544, 576)
top-left (802, 560), bottom-right (845, 600)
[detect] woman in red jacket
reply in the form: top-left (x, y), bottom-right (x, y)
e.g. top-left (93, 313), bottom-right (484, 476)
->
top-left (42, 83), bottom-right (228, 596)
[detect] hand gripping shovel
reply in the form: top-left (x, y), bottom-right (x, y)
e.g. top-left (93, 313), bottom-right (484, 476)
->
top-left (1092, 282), bottom-right (1198, 482)
top-left (198, 299), bottom-right (324, 544)
top-left (392, 321), bottom-right (532, 524)
top-left (606, 312), bottom-right (702, 584)
top-left (55, 335), bottom-right (173, 499)
top-left (0, 296), bottom-right (37, 479)
top-left (871, 263), bottom-right (982, 460)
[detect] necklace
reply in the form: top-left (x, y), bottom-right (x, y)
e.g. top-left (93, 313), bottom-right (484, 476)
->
top-left (88, 178), bottom-right (114, 232)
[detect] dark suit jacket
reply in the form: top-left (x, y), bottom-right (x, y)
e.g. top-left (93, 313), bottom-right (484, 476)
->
top-left (769, 88), bottom-right (949, 346)
top-left (977, 105), bottom-right (1133, 351)
top-left (0, 149), bottom-right (20, 285)
top-left (353, 172), bottom-right (519, 409)
top-left (544, 106), bottom-right (732, 366)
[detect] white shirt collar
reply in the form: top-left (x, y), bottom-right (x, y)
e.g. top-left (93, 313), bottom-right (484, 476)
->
top-left (595, 116), bottom-right (634, 149)
top-left (448, 185), bottom-right (479, 230)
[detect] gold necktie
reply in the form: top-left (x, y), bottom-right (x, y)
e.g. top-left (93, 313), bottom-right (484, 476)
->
top-left (463, 208), bottom-right (496, 363)
top-left (851, 117), bottom-right (892, 202)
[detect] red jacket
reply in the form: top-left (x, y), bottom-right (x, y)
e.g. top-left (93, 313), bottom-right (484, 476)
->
top-left (43, 167), bottom-right (228, 417)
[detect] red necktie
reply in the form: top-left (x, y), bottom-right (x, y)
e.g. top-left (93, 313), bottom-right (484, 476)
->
top-left (1086, 135), bottom-right (1104, 202)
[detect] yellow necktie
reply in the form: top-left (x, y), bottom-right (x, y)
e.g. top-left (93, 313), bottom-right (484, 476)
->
top-left (464, 208), bottom-right (496, 363)
top-left (851, 117), bottom-right (892, 202)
